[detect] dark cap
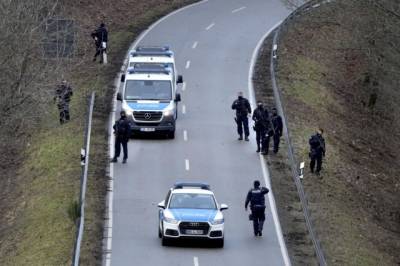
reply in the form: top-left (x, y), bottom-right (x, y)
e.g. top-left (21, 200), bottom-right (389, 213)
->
top-left (120, 110), bottom-right (126, 116)
top-left (100, 22), bottom-right (105, 27)
top-left (254, 180), bottom-right (260, 188)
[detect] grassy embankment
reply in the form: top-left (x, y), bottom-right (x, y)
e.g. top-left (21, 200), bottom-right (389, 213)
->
top-left (275, 1), bottom-right (400, 265)
top-left (0, 1), bottom-right (198, 265)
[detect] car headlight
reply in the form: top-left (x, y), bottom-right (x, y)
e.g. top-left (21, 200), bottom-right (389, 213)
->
top-left (210, 218), bottom-right (224, 225)
top-left (164, 216), bottom-right (179, 224)
top-left (163, 109), bottom-right (174, 117)
top-left (121, 102), bottom-right (133, 116)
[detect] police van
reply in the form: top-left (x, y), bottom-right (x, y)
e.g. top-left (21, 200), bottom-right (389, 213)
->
top-left (118, 63), bottom-right (182, 139)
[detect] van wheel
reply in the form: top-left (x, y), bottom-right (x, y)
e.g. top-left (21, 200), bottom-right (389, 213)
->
top-left (167, 131), bottom-right (175, 139)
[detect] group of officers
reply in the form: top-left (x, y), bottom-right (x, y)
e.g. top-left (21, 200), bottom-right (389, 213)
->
top-left (233, 91), bottom-right (326, 237)
top-left (232, 91), bottom-right (283, 155)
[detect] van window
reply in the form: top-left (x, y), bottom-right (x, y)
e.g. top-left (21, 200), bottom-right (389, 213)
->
top-left (125, 80), bottom-right (172, 100)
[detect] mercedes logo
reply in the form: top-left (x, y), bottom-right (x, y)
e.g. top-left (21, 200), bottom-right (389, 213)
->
top-left (144, 113), bottom-right (151, 120)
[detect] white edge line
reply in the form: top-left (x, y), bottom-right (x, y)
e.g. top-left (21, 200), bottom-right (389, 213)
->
top-left (232, 6), bottom-right (246, 13)
top-left (105, 1), bottom-right (210, 265)
top-left (194, 256), bottom-right (199, 266)
top-left (205, 22), bottom-right (215, 30)
top-left (247, 20), bottom-right (292, 266)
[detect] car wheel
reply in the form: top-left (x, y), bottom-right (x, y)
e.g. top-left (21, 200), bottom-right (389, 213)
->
top-left (161, 236), bottom-right (170, 246)
top-left (158, 223), bottom-right (162, 238)
top-left (215, 238), bottom-right (224, 248)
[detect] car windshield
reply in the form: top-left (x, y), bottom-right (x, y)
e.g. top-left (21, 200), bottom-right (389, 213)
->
top-left (169, 193), bottom-right (217, 209)
top-left (125, 80), bottom-right (172, 100)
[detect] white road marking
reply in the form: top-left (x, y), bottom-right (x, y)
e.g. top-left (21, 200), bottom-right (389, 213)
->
top-left (232, 6), bottom-right (246, 13)
top-left (205, 22), bottom-right (215, 30)
top-left (192, 41), bottom-right (198, 49)
top-left (185, 60), bottom-right (191, 69)
top-left (184, 130), bottom-right (188, 141)
top-left (248, 21), bottom-right (292, 266)
top-left (194, 257), bottom-right (199, 266)
top-left (182, 105), bottom-right (186, 114)
top-left (182, 82), bottom-right (186, 91)
top-left (185, 159), bottom-right (190, 171)
top-left (106, 1), bottom-right (210, 265)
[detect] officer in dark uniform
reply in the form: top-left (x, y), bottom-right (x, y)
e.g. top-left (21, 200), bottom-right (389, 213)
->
top-left (111, 111), bottom-right (131, 164)
top-left (252, 101), bottom-right (269, 153)
top-left (54, 80), bottom-right (73, 124)
top-left (309, 128), bottom-right (326, 175)
top-left (91, 23), bottom-right (108, 63)
top-left (245, 180), bottom-right (269, 237)
top-left (232, 91), bottom-right (252, 141)
top-left (271, 108), bottom-right (283, 154)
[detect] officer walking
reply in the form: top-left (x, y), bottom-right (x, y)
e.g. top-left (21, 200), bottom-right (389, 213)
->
top-left (245, 180), bottom-right (269, 237)
top-left (309, 128), bottom-right (326, 175)
top-left (111, 111), bottom-right (131, 164)
top-left (271, 108), bottom-right (283, 153)
top-left (252, 101), bottom-right (269, 153)
top-left (232, 91), bottom-right (251, 141)
top-left (54, 80), bottom-right (73, 124)
top-left (91, 22), bottom-right (108, 63)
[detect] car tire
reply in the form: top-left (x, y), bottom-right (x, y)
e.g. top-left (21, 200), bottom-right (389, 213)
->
top-left (167, 130), bottom-right (175, 139)
top-left (158, 225), bottom-right (162, 238)
top-left (161, 236), bottom-right (170, 246)
top-left (215, 238), bottom-right (224, 248)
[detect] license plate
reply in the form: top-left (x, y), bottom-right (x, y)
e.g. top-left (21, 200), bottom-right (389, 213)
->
top-left (185, 229), bottom-right (203, 235)
top-left (140, 128), bottom-right (155, 132)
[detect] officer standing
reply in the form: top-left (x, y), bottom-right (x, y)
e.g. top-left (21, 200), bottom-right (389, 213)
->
top-left (309, 128), bottom-right (326, 175)
top-left (232, 91), bottom-right (252, 141)
top-left (111, 111), bottom-right (131, 164)
top-left (245, 180), bottom-right (269, 236)
top-left (54, 80), bottom-right (73, 124)
top-left (91, 22), bottom-right (108, 63)
top-left (252, 101), bottom-right (269, 153)
top-left (271, 108), bottom-right (283, 154)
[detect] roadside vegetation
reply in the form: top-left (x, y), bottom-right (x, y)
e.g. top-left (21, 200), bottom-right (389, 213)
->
top-left (273, 0), bottom-right (399, 264)
top-left (0, 0), bottom-right (197, 265)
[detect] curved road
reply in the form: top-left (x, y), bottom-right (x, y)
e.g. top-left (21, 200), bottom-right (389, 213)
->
top-left (109, 1), bottom-right (291, 265)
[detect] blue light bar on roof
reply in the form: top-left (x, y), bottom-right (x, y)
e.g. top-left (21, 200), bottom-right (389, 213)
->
top-left (174, 182), bottom-right (210, 190)
top-left (130, 45), bottom-right (173, 57)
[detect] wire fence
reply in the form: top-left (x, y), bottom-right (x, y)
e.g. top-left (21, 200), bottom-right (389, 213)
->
top-left (72, 91), bottom-right (96, 266)
top-left (269, 0), bottom-right (336, 265)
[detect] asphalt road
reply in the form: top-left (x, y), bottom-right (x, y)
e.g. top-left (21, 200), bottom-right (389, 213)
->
top-left (110, 1), bottom-right (291, 265)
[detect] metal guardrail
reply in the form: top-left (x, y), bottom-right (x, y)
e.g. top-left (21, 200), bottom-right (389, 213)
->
top-left (72, 91), bottom-right (96, 266)
top-left (269, 1), bottom-right (334, 265)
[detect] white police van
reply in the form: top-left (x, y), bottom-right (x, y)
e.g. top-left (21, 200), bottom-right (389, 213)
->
top-left (117, 49), bottom-right (182, 138)
top-left (157, 183), bottom-right (228, 247)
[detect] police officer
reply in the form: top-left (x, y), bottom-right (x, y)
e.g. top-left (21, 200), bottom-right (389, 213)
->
top-left (54, 80), bottom-right (73, 124)
top-left (232, 91), bottom-right (251, 141)
top-left (111, 111), bottom-right (131, 164)
top-left (245, 180), bottom-right (269, 236)
top-left (271, 108), bottom-right (283, 154)
top-left (309, 128), bottom-right (326, 175)
top-left (252, 101), bottom-right (269, 153)
top-left (91, 23), bottom-right (108, 63)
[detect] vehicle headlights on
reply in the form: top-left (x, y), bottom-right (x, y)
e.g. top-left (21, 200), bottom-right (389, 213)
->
top-left (163, 105), bottom-right (175, 117)
top-left (121, 102), bottom-right (133, 116)
top-left (164, 216), bottom-right (179, 224)
top-left (210, 218), bottom-right (224, 225)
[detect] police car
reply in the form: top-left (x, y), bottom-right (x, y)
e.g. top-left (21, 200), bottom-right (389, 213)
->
top-left (117, 62), bottom-right (182, 138)
top-left (157, 183), bottom-right (228, 247)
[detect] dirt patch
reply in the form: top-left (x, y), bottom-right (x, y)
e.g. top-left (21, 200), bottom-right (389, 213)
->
top-left (253, 32), bottom-right (318, 265)
top-left (272, 0), bottom-right (400, 265)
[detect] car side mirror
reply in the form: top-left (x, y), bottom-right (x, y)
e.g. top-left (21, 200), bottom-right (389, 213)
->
top-left (177, 75), bottom-right (183, 84)
top-left (120, 74), bottom-right (126, 82)
top-left (117, 92), bottom-right (122, 101)
top-left (158, 201), bottom-right (165, 209)
top-left (220, 204), bottom-right (228, 211)
top-left (175, 93), bottom-right (181, 102)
